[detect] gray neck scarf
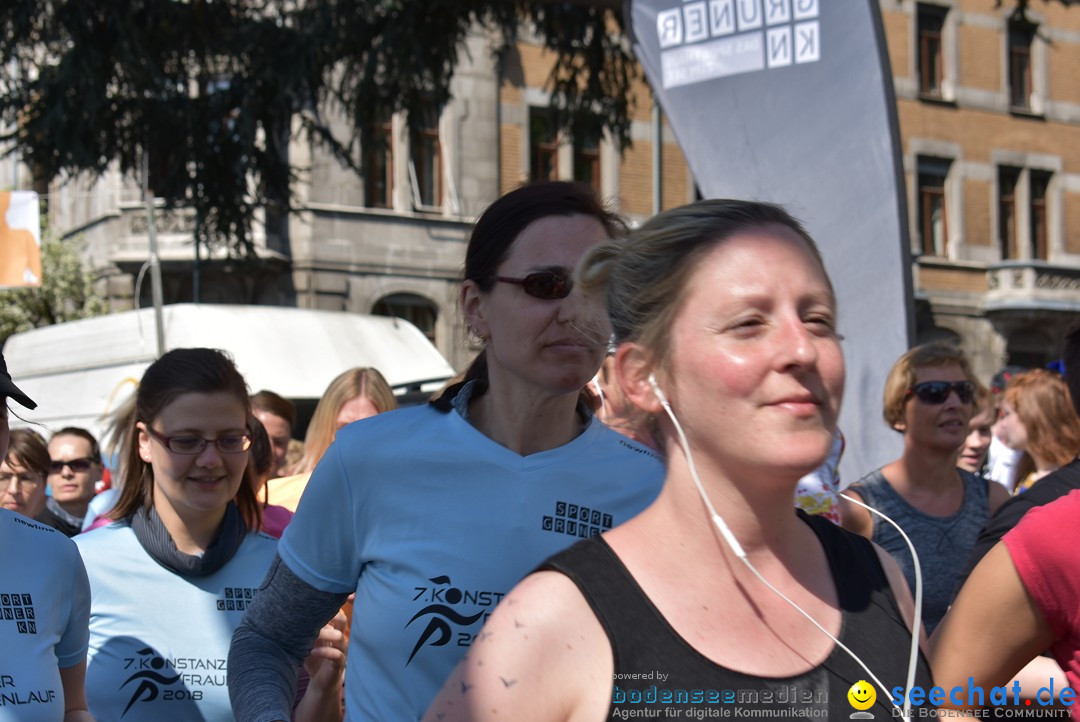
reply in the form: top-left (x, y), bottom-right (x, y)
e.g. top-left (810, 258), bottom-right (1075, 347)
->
top-left (130, 502), bottom-right (246, 577)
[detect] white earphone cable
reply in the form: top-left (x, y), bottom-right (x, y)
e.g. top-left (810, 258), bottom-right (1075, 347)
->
top-left (650, 375), bottom-right (921, 718)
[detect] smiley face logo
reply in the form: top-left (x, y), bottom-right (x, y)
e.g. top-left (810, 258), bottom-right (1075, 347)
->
top-left (847, 680), bottom-right (876, 711)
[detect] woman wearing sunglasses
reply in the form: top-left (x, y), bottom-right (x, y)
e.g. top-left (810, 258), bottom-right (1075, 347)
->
top-left (841, 343), bottom-right (1009, 633)
top-left (229, 182), bottom-right (664, 721)
top-left (74, 348), bottom-right (345, 722)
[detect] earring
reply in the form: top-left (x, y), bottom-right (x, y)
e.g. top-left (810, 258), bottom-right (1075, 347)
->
top-left (467, 323), bottom-right (486, 342)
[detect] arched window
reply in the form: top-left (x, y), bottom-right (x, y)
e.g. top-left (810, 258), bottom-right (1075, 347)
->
top-left (372, 293), bottom-right (438, 344)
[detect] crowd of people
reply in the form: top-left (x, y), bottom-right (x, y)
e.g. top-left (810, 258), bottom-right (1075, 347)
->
top-left (2, 180), bottom-right (1080, 721)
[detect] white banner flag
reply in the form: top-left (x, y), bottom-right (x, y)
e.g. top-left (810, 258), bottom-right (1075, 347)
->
top-left (0, 191), bottom-right (42, 288)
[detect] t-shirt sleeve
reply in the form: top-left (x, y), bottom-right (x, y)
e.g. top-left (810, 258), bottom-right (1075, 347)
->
top-left (56, 543), bottom-right (91, 668)
top-left (277, 439), bottom-right (362, 594)
top-left (959, 495), bottom-right (1032, 586)
top-left (1002, 491), bottom-right (1080, 641)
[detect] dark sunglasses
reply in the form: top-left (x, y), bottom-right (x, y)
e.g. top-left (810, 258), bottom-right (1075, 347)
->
top-left (49, 457), bottom-right (96, 474)
top-left (495, 271), bottom-right (573, 300)
top-left (907, 380), bottom-right (976, 405)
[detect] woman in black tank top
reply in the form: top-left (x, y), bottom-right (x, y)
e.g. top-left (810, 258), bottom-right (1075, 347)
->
top-left (424, 200), bottom-right (931, 722)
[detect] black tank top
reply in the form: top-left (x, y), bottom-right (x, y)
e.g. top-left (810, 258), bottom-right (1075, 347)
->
top-left (541, 512), bottom-right (933, 719)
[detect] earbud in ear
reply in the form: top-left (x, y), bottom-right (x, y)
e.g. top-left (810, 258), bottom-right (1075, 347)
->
top-left (648, 373), bottom-right (668, 406)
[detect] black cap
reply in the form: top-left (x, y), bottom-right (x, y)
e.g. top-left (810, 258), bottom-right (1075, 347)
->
top-left (0, 351), bottom-right (36, 410)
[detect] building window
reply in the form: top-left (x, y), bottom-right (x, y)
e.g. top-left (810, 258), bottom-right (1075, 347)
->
top-left (998, 166), bottom-right (1021, 259)
top-left (917, 157), bottom-right (950, 257)
top-left (529, 107), bottom-right (559, 182)
top-left (372, 293), bottom-right (438, 344)
top-left (409, 104), bottom-right (442, 209)
top-left (1030, 171), bottom-right (1051, 261)
top-left (917, 4), bottom-right (947, 97)
top-left (1008, 20), bottom-right (1035, 110)
top-left (365, 108), bottom-right (394, 209)
top-left (573, 132), bottom-right (601, 192)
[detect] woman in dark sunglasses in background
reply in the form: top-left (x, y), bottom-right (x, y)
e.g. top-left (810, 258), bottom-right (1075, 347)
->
top-left (841, 343), bottom-right (1009, 633)
top-left (229, 182), bottom-right (665, 721)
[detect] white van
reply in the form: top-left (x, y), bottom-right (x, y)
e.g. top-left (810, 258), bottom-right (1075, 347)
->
top-left (3, 304), bottom-right (457, 439)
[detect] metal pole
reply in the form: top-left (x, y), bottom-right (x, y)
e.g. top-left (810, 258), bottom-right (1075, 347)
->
top-left (652, 100), bottom-right (663, 216)
top-left (193, 211), bottom-right (201, 304)
top-left (142, 150), bottom-right (166, 357)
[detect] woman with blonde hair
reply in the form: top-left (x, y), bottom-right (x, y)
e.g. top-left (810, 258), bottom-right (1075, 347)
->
top-left (264, 367), bottom-right (397, 512)
top-left (841, 343), bottom-right (1009, 634)
top-left (996, 368), bottom-right (1080, 493)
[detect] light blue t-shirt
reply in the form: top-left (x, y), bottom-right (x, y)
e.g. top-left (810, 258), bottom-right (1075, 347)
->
top-left (0, 508), bottom-right (90, 722)
top-left (279, 394), bottom-right (665, 720)
top-left (75, 523), bottom-right (277, 721)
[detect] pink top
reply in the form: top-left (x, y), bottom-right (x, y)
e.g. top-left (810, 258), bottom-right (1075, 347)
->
top-left (260, 504), bottom-right (294, 539)
top-left (1003, 488), bottom-right (1080, 698)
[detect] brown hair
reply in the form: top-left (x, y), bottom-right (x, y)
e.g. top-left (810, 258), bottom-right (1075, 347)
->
top-left (1005, 369), bottom-right (1080, 471)
top-left (109, 348), bottom-right (261, 531)
top-left (250, 390), bottom-right (296, 429)
top-left (5, 428), bottom-right (50, 479)
top-left (295, 367), bottom-right (397, 474)
top-left (881, 343), bottom-right (980, 430)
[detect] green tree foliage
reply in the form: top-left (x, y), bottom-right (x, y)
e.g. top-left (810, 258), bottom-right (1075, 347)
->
top-left (1, 1), bottom-right (1067, 254)
top-left (0, 231), bottom-right (107, 345)
top-left (0, 0), bottom-right (637, 254)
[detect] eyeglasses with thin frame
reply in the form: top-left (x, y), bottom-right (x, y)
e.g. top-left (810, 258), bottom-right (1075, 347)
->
top-left (143, 425), bottom-right (252, 455)
top-left (49, 457), bottom-right (97, 474)
top-left (494, 270), bottom-right (573, 300)
top-left (0, 471), bottom-right (43, 489)
top-left (906, 380), bottom-right (976, 405)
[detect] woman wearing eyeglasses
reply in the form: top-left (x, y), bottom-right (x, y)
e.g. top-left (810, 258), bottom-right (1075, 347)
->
top-left (229, 182), bottom-right (664, 721)
top-left (1, 429), bottom-right (50, 521)
top-left (840, 343), bottom-right (1009, 634)
top-left (74, 348), bottom-right (345, 722)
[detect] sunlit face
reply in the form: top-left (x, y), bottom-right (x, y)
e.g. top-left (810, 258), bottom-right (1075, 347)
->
top-left (335, 394), bottom-right (380, 430)
top-left (47, 434), bottom-right (101, 510)
top-left (1, 455), bottom-right (47, 519)
top-left (464, 214), bottom-right (611, 399)
top-left (957, 407), bottom-right (994, 473)
top-left (660, 226), bottom-right (845, 482)
top-left (138, 391), bottom-right (249, 525)
top-left (995, 399), bottom-right (1028, 452)
top-left (253, 409), bottom-right (291, 475)
top-left (899, 365), bottom-right (974, 452)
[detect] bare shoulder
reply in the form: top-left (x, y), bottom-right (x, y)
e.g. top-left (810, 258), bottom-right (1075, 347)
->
top-left (838, 488), bottom-right (874, 539)
top-left (931, 543), bottom-right (1052, 706)
top-left (423, 570), bottom-right (612, 722)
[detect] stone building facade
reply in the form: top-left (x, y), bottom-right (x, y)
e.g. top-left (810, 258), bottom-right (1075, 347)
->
top-left (3, 1), bottom-right (1078, 379)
